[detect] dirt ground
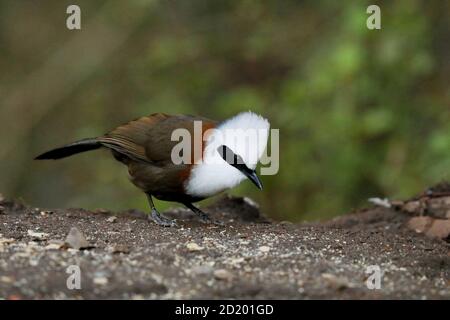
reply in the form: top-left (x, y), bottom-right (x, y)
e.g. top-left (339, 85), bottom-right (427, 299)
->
top-left (0, 191), bottom-right (449, 300)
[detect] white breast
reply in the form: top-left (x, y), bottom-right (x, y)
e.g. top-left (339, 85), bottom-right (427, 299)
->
top-left (185, 111), bottom-right (270, 198)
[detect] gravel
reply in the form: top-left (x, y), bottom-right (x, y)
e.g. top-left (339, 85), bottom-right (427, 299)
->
top-left (0, 194), bottom-right (448, 299)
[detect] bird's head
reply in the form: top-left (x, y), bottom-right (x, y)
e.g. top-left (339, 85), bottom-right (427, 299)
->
top-left (217, 144), bottom-right (263, 190)
top-left (185, 111), bottom-right (270, 197)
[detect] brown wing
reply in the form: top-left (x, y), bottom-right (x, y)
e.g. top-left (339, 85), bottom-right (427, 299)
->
top-left (99, 113), bottom-right (216, 165)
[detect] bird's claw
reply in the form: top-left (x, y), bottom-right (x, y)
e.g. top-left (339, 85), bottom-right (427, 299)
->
top-left (199, 214), bottom-right (224, 226)
top-left (150, 209), bottom-right (177, 227)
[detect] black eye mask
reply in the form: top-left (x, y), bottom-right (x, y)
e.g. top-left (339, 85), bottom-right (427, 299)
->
top-left (217, 145), bottom-right (263, 190)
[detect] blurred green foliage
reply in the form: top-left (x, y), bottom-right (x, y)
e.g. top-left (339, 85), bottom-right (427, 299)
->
top-left (0, 0), bottom-right (449, 221)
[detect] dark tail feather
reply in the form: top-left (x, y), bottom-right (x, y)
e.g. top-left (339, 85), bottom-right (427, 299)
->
top-left (34, 138), bottom-right (101, 160)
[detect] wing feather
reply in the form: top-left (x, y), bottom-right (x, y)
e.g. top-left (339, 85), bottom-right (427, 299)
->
top-left (98, 113), bottom-right (216, 165)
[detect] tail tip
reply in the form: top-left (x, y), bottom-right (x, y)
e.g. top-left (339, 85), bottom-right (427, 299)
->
top-left (34, 152), bottom-right (52, 160)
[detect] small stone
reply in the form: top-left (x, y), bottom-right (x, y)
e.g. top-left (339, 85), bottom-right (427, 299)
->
top-left (45, 244), bottom-right (61, 250)
top-left (408, 216), bottom-right (432, 234)
top-left (405, 216), bottom-right (450, 240)
top-left (49, 239), bottom-right (65, 245)
top-left (108, 244), bottom-right (130, 254)
top-left (213, 269), bottom-right (233, 281)
top-left (368, 197), bottom-right (391, 208)
top-left (191, 265), bottom-right (213, 276)
top-left (243, 197), bottom-right (259, 208)
top-left (321, 273), bottom-right (350, 290)
top-left (186, 242), bottom-right (204, 252)
top-left (259, 245), bottom-right (271, 253)
top-left (0, 276), bottom-right (13, 283)
top-left (67, 248), bottom-right (79, 255)
top-left (29, 259), bottom-right (39, 267)
top-left (426, 219), bottom-right (450, 240)
top-left (107, 216), bottom-right (117, 223)
top-left (230, 257), bottom-right (245, 265)
top-left (93, 277), bottom-right (108, 285)
top-left (0, 237), bottom-right (15, 245)
top-left (402, 200), bottom-right (425, 214)
top-left (45, 241), bottom-right (64, 250)
top-left (64, 227), bottom-right (90, 250)
top-left (27, 230), bottom-right (49, 241)
top-left (424, 196), bottom-right (450, 219)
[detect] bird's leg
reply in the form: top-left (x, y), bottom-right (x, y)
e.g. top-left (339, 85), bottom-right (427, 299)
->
top-left (184, 202), bottom-right (224, 226)
top-left (146, 194), bottom-right (177, 227)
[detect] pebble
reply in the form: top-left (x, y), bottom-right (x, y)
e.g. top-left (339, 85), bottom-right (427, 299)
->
top-left (27, 230), bottom-right (49, 241)
top-left (213, 269), bottom-right (233, 281)
top-left (243, 266), bottom-right (253, 273)
top-left (229, 257), bottom-right (245, 265)
top-left (186, 242), bottom-right (204, 252)
top-left (29, 259), bottom-right (39, 267)
top-left (259, 245), bottom-right (271, 253)
top-left (107, 216), bottom-right (118, 223)
top-left (45, 242), bottom-right (64, 250)
top-left (407, 216), bottom-right (450, 240)
top-left (93, 277), bottom-right (108, 285)
top-left (108, 244), bottom-right (130, 254)
top-left (0, 237), bottom-right (15, 245)
top-left (191, 265), bottom-right (213, 276)
top-left (65, 227), bottom-right (90, 250)
top-left (0, 276), bottom-right (13, 283)
top-left (321, 273), bottom-right (351, 289)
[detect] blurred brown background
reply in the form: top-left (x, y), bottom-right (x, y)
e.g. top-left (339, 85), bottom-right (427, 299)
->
top-left (0, 0), bottom-right (449, 221)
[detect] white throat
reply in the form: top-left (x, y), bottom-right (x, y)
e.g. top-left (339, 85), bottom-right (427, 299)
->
top-left (185, 111), bottom-right (270, 198)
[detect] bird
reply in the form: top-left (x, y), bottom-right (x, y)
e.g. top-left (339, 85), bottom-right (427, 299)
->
top-left (35, 111), bottom-right (270, 226)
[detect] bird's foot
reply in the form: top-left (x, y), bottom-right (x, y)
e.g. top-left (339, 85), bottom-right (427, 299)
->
top-left (150, 209), bottom-right (177, 227)
top-left (197, 212), bottom-right (224, 226)
top-left (183, 203), bottom-right (225, 226)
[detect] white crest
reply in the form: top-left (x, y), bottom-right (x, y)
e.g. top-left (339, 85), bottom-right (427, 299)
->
top-left (185, 111), bottom-right (270, 197)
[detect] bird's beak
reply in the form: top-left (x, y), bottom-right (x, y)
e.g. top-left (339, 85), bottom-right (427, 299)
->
top-left (217, 145), bottom-right (263, 190)
top-left (242, 169), bottom-right (263, 190)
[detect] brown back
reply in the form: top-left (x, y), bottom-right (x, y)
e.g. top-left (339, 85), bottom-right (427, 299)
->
top-left (98, 113), bottom-right (217, 165)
